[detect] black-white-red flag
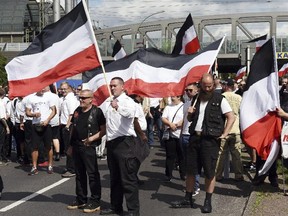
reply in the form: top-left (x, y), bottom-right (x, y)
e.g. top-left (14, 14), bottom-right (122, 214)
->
top-left (83, 37), bottom-right (225, 106)
top-left (240, 37), bottom-right (282, 175)
top-left (172, 13), bottom-right (200, 55)
top-left (5, 1), bottom-right (101, 97)
top-left (112, 40), bottom-right (127, 60)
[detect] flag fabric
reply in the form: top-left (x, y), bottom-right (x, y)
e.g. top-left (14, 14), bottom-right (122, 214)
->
top-left (5, 1), bottom-right (101, 98)
top-left (278, 63), bottom-right (288, 77)
top-left (172, 13), bottom-right (200, 55)
top-left (112, 40), bottom-right (127, 60)
top-left (83, 37), bottom-right (225, 106)
top-left (248, 34), bottom-right (268, 52)
top-left (235, 66), bottom-right (246, 81)
top-left (240, 38), bottom-right (282, 175)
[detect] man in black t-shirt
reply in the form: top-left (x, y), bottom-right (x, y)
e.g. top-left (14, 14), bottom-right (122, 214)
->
top-left (67, 89), bottom-right (106, 213)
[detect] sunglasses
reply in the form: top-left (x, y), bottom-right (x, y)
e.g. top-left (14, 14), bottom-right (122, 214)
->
top-left (185, 89), bottom-right (193, 92)
top-left (79, 96), bottom-right (91, 100)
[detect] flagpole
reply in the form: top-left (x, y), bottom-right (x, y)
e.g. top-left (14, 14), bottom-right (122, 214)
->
top-left (81, 0), bottom-right (113, 99)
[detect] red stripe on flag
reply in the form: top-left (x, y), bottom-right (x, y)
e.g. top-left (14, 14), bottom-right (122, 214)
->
top-left (242, 112), bottom-right (281, 160)
top-left (9, 45), bottom-right (100, 97)
top-left (92, 65), bottom-right (209, 106)
top-left (185, 38), bottom-right (200, 55)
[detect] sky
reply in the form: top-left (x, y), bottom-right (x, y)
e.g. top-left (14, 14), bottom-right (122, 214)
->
top-left (87, 0), bottom-right (288, 29)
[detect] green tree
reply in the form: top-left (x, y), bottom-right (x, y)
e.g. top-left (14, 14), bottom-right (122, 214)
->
top-left (0, 54), bottom-right (7, 86)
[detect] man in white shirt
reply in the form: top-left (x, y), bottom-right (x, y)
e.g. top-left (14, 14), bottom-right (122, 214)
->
top-left (44, 86), bottom-right (61, 161)
top-left (59, 82), bottom-right (79, 177)
top-left (25, 87), bottom-right (56, 175)
top-left (171, 74), bottom-right (235, 213)
top-left (0, 94), bottom-right (10, 165)
top-left (100, 77), bottom-right (140, 216)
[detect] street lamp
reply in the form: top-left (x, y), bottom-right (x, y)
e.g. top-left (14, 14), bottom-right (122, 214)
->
top-left (132, 10), bottom-right (165, 52)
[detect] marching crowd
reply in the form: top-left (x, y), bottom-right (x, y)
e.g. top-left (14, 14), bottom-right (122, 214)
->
top-left (0, 73), bottom-right (288, 215)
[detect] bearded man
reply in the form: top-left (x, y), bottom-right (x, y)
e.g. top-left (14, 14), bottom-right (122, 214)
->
top-left (172, 73), bottom-right (235, 213)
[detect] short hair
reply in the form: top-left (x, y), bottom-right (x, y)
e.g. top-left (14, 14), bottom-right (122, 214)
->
top-left (111, 77), bottom-right (124, 85)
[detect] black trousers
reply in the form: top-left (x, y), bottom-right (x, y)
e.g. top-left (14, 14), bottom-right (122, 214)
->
top-left (73, 143), bottom-right (101, 204)
top-left (60, 125), bottom-right (74, 173)
top-left (0, 124), bottom-right (5, 161)
top-left (0, 174), bottom-right (3, 192)
top-left (107, 136), bottom-right (140, 213)
top-left (164, 137), bottom-right (184, 178)
top-left (23, 120), bottom-right (32, 163)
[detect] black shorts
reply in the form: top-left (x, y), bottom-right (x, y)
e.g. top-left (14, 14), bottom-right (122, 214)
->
top-left (51, 125), bottom-right (60, 140)
top-left (31, 124), bottom-right (52, 151)
top-left (186, 135), bottom-right (220, 179)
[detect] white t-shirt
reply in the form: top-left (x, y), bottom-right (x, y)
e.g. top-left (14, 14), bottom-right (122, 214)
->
top-left (135, 102), bottom-right (147, 131)
top-left (45, 91), bottom-right (60, 127)
top-left (60, 92), bottom-right (79, 125)
top-left (182, 99), bottom-right (192, 135)
top-left (21, 94), bottom-right (35, 121)
top-left (26, 93), bottom-right (56, 125)
top-left (10, 98), bottom-right (25, 124)
top-left (195, 97), bottom-right (232, 132)
top-left (102, 93), bottom-right (137, 141)
top-left (0, 99), bottom-right (6, 119)
top-left (162, 102), bottom-right (184, 138)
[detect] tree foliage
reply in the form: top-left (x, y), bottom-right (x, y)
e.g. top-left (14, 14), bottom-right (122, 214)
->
top-left (0, 54), bottom-right (7, 86)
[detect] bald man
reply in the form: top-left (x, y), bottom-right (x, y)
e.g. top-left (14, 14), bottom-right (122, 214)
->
top-left (171, 74), bottom-right (235, 213)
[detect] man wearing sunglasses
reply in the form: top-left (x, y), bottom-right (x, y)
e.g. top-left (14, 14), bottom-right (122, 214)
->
top-left (67, 89), bottom-right (106, 213)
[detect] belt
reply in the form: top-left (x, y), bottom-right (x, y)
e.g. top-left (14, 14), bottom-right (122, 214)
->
top-left (195, 131), bottom-right (202, 136)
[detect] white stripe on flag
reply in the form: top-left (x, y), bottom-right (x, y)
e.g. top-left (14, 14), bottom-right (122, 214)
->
top-left (7, 22), bottom-right (92, 81)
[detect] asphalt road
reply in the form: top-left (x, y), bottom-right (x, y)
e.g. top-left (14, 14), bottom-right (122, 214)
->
top-left (0, 142), bottom-right (254, 216)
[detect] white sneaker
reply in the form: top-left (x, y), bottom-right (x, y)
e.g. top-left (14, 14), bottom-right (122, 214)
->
top-left (192, 188), bottom-right (200, 196)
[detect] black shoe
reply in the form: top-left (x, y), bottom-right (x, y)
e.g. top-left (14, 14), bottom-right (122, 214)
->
top-left (270, 179), bottom-right (279, 188)
top-left (100, 208), bottom-right (123, 215)
top-left (171, 198), bottom-right (193, 208)
top-left (201, 199), bottom-right (212, 213)
top-left (54, 153), bottom-right (60, 161)
top-left (83, 202), bottom-right (101, 213)
top-left (67, 200), bottom-right (87, 210)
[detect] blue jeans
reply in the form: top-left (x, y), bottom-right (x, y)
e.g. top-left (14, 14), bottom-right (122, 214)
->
top-left (146, 116), bottom-right (163, 146)
top-left (181, 134), bottom-right (200, 190)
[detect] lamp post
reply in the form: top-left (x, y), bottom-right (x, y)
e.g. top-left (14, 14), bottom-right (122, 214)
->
top-left (131, 10), bottom-right (165, 52)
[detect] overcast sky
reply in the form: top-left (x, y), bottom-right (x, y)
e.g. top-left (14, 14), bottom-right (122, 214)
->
top-left (87, 0), bottom-right (287, 29)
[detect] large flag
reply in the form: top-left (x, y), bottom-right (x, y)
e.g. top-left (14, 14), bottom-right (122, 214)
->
top-left (235, 66), bottom-right (246, 81)
top-left (240, 38), bottom-right (282, 175)
top-left (248, 34), bottom-right (268, 52)
top-left (5, 1), bottom-right (101, 97)
top-left (83, 37), bottom-right (225, 106)
top-left (112, 40), bottom-right (127, 60)
top-left (172, 13), bottom-right (200, 55)
top-left (278, 63), bottom-right (288, 77)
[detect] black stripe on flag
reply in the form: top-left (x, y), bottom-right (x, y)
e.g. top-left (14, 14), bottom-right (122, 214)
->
top-left (244, 38), bottom-right (275, 91)
top-left (248, 34), bottom-right (267, 43)
top-left (172, 13), bottom-right (193, 55)
top-left (83, 38), bottom-right (223, 83)
top-left (20, 1), bottom-right (87, 56)
top-left (112, 40), bottom-right (122, 57)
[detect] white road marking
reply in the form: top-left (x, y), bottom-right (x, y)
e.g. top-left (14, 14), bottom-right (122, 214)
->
top-left (0, 178), bottom-right (70, 212)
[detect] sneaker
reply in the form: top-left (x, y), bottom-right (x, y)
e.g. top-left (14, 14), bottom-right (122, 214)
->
top-left (38, 161), bottom-right (49, 167)
top-left (249, 163), bottom-right (256, 172)
top-left (28, 167), bottom-right (39, 176)
top-left (62, 171), bottom-right (76, 178)
top-left (83, 202), bottom-right (101, 213)
top-left (67, 200), bottom-right (87, 210)
top-left (47, 166), bottom-right (53, 174)
top-left (192, 188), bottom-right (200, 197)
